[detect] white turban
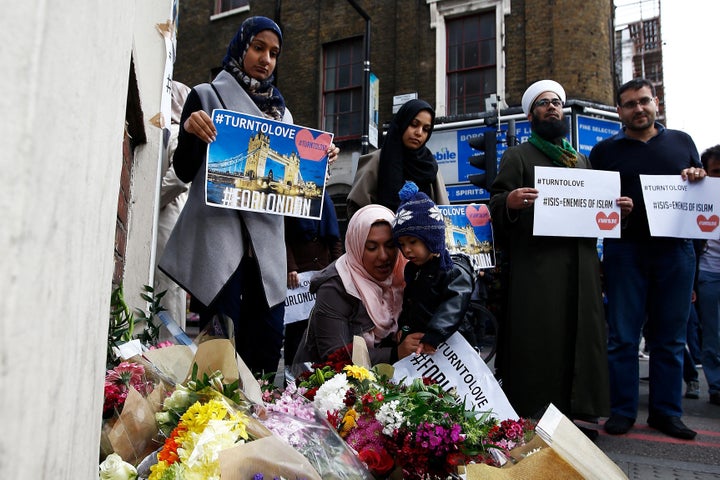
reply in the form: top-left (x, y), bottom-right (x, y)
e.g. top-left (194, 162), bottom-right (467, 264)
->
top-left (521, 80), bottom-right (566, 116)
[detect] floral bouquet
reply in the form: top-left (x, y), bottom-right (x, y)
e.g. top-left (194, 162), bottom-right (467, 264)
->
top-left (101, 359), bottom-right (170, 466)
top-left (135, 339), bottom-right (324, 480)
top-left (258, 381), bottom-right (374, 479)
top-left (293, 344), bottom-right (535, 479)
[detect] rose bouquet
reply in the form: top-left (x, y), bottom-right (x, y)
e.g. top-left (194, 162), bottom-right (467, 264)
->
top-left (293, 345), bottom-right (535, 479)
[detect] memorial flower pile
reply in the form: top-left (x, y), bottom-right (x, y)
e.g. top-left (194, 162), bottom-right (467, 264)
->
top-left (293, 346), bottom-right (535, 479)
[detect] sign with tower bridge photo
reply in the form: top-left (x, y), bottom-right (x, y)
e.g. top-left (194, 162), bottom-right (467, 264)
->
top-left (437, 204), bottom-right (495, 271)
top-left (205, 109), bottom-right (333, 220)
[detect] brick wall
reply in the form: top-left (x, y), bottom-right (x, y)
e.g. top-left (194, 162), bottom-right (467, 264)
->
top-left (174, 0), bottom-right (616, 130)
top-left (505, 0), bottom-right (615, 107)
top-left (114, 126), bottom-right (132, 286)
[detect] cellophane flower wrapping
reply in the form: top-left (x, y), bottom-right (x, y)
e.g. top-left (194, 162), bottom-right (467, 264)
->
top-left (135, 338), bottom-right (325, 479)
top-left (101, 358), bottom-right (172, 466)
top-left (258, 382), bottom-right (374, 479)
top-left (290, 345), bottom-right (537, 480)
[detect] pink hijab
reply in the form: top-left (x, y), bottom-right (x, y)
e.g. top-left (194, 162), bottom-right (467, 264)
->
top-left (335, 204), bottom-right (406, 345)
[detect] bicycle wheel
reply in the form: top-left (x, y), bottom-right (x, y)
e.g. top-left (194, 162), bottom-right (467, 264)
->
top-left (459, 301), bottom-right (498, 364)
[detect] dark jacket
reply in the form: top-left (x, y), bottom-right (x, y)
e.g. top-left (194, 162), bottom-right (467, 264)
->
top-left (398, 254), bottom-right (474, 348)
top-left (292, 263), bottom-right (398, 368)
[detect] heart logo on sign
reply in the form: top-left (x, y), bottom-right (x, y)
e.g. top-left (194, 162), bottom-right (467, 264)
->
top-left (295, 129), bottom-right (332, 161)
top-left (697, 214), bottom-right (719, 232)
top-left (596, 211), bottom-right (620, 230)
top-left (465, 204), bottom-right (490, 227)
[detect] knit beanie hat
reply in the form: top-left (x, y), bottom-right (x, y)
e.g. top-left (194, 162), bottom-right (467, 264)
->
top-left (393, 181), bottom-right (452, 270)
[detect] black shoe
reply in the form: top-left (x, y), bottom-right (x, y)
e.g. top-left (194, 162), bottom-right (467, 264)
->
top-left (710, 393), bottom-right (720, 406)
top-left (603, 414), bottom-right (635, 435)
top-left (647, 415), bottom-right (697, 440)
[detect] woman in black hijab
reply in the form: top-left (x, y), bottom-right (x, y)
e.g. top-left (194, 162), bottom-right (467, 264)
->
top-left (347, 99), bottom-right (449, 217)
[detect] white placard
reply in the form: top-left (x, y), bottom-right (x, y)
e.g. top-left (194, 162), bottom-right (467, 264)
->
top-left (392, 332), bottom-right (518, 420)
top-left (640, 175), bottom-right (720, 239)
top-left (283, 270), bottom-right (318, 324)
top-left (533, 166), bottom-right (621, 238)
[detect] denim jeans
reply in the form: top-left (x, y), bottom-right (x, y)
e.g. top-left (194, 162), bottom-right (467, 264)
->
top-left (697, 269), bottom-right (720, 395)
top-left (603, 239), bottom-right (695, 419)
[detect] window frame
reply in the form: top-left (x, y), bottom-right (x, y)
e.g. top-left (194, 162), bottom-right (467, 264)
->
top-left (321, 37), bottom-right (364, 141)
top-left (211, 0), bottom-right (250, 21)
top-left (427, 0), bottom-right (507, 116)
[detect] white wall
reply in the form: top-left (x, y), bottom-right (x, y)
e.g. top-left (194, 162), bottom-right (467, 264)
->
top-left (0, 1), bottom-right (171, 477)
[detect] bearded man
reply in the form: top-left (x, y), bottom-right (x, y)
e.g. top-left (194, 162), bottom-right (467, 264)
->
top-left (489, 80), bottom-right (631, 439)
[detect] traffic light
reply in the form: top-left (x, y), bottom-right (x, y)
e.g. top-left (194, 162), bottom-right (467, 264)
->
top-left (467, 130), bottom-right (498, 190)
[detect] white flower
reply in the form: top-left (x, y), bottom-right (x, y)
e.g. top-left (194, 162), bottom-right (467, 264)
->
top-left (313, 373), bottom-right (350, 414)
top-left (396, 209), bottom-right (412, 225)
top-left (375, 399), bottom-right (405, 435)
top-left (99, 453), bottom-right (137, 480)
top-left (429, 205), bottom-right (443, 222)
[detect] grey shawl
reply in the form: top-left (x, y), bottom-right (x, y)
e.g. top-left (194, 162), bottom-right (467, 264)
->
top-left (159, 70), bottom-right (292, 307)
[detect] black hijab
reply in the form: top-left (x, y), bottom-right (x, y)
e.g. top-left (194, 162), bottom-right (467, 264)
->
top-left (377, 99), bottom-right (438, 212)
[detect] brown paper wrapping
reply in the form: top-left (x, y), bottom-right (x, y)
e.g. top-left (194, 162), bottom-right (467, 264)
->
top-left (141, 345), bottom-right (195, 384)
top-left (106, 385), bottom-right (165, 465)
top-left (466, 446), bottom-right (583, 480)
top-left (219, 436), bottom-right (322, 480)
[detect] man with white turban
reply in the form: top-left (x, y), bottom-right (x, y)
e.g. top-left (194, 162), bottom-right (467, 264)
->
top-left (489, 80), bottom-right (632, 439)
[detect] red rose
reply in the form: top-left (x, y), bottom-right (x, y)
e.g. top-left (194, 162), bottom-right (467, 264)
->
top-left (358, 447), bottom-right (395, 475)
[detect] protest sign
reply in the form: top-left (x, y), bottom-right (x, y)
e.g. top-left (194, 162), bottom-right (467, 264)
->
top-left (640, 175), bottom-right (720, 239)
top-left (438, 204), bottom-right (495, 271)
top-left (205, 109), bottom-right (333, 220)
top-left (533, 166), bottom-right (621, 238)
top-left (283, 270), bottom-right (317, 325)
top-left (392, 332), bottom-right (517, 420)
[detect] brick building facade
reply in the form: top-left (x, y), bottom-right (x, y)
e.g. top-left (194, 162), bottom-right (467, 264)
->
top-left (173, 0), bottom-right (618, 219)
top-left (174, 0), bottom-right (615, 125)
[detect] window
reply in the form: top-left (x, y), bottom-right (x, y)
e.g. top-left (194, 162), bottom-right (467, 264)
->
top-left (446, 13), bottom-right (497, 115)
top-left (213, 0), bottom-right (249, 16)
top-left (323, 38), bottom-right (363, 139)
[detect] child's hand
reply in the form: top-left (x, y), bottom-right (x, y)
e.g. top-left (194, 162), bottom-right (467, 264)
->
top-left (415, 342), bottom-right (437, 355)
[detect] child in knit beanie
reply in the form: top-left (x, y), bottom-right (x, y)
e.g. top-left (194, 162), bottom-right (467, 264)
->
top-left (392, 181), bottom-right (474, 354)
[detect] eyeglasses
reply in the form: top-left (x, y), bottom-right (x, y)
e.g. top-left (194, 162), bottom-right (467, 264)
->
top-left (620, 97), bottom-right (654, 109)
top-left (534, 98), bottom-right (564, 109)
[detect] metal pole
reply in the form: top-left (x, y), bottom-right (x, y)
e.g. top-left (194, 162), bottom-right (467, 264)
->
top-left (507, 119), bottom-right (517, 147)
top-left (347, 0), bottom-right (371, 154)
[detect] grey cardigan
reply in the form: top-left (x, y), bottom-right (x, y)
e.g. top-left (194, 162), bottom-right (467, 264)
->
top-left (159, 70), bottom-right (292, 308)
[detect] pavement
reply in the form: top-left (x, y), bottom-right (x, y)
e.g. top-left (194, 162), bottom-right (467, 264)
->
top-left (593, 355), bottom-right (720, 479)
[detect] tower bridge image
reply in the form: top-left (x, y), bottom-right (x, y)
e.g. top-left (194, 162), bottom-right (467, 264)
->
top-left (443, 216), bottom-right (493, 255)
top-left (207, 131), bottom-right (322, 199)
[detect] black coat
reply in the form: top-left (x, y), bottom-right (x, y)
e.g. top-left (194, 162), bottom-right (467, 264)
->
top-left (398, 254), bottom-right (474, 348)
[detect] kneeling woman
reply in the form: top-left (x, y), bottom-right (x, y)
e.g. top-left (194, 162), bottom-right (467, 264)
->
top-left (293, 205), bottom-right (423, 367)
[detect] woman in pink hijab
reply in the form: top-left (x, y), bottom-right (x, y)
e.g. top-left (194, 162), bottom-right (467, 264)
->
top-left (292, 205), bottom-right (423, 367)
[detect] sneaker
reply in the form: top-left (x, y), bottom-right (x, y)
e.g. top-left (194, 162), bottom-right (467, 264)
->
top-left (647, 415), bottom-right (697, 440)
top-left (710, 393), bottom-right (720, 405)
top-left (685, 380), bottom-right (700, 399)
top-left (603, 414), bottom-right (635, 435)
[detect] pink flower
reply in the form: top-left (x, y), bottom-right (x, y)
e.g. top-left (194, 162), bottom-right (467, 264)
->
top-left (149, 341), bottom-right (174, 350)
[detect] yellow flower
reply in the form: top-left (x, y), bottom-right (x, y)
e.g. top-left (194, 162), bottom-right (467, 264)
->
top-left (343, 365), bottom-right (375, 382)
top-left (340, 408), bottom-right (359, 437)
